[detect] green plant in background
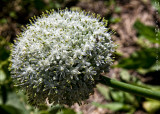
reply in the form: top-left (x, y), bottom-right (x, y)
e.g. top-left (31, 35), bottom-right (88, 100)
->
top-left (94, 69), bottom-right (160, 113)
top-left (116, 20), bottom-right (160, 74)
top-left (134, 20), bottom-right (160, 44)
top-left (151, 0), bottom-right (160, 14)
top-left (93, 73), bottom-right (140, 114)
top-left (104, 0), bottom-right (122, 24)
top-left (110, 20), bottom-right (160, 113)
top-left (0, 36), bottom-right (10, 83)
top-left (0, 36), bottom-right (11, 105)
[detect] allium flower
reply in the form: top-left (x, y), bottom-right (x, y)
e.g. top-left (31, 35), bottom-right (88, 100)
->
top-left (10, 9), bottom-right (115, 106)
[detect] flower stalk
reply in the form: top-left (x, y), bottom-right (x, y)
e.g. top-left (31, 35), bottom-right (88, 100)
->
top-left (100, 75), bottom-right (160, 101)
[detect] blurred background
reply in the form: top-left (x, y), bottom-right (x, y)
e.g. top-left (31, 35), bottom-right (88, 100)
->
top-left (0, 0), bottom-right (160, 114)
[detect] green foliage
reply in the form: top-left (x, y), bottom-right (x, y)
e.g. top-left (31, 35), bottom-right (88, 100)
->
top-left (104, 0), bottom-right (122, 24)
top-left (9, 11), bottom-right (17, 19)
top-left (134, 20), bottom-right (160, 44)
top-left (3, 92), bottom-right (29, 114)
top-left (0, 69), bottom-right (6, 82)
top-left (0, 36), bottom-right (10, 62)
top-left (0, 18), bottom-right (7, 24)
top-left (151, 0), bottom-right (160, 14)
top-left (56, 108), bottom-right (76, 114)
top-left (143, 100), bottom-right (160, 113)
top-left (95, 70), bottom-right (160, 113)
top-left (0, 91), bottom-right (76, 114)
top-left (115, 20), bottom-right (160, 74)
top-left (92, 102), bottom-right (134, 112)
top-left (109, 20), bottom-right (160, 113)
top-left (116, 48), bottom-right (159, 70)
top-left (0, 105), bottom-right (22, 114)
top-left (96, 85), bottom-right (110, 100)
top-left (48, 105), bottom-right (65, 114)
top-left (95, 71), bottom-right (140, 114)
top-left (40, 104), bottom-right (76, 114)
top-left (0, 36), bottom-right (11, 105)
top-left (109, 17), bottom-right (121, 24)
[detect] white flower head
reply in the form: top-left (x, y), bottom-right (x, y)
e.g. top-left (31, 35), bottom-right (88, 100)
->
top-left (10, 9), bottom-right (115, 106)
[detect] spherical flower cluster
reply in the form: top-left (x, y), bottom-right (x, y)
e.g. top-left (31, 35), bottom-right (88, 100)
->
top-left (10, 9), bottom-right (115, 106)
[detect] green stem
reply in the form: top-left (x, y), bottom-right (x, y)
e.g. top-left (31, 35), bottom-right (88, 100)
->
top-left (100, 75), bottom-right (160, 101)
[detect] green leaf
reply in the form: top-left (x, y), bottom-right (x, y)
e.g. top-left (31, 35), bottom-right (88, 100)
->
top-left (57, 108), bottom-right (76, 114)
top-left (134, 20), bottom-right (160, 44)
top-left (0, 69), bottom-right (6, 81)
top-left (40, 110), bottom-right (49, 114)
top-left (110, 91), bottom-right (124, 102)
top-left (110, 17), bottom-right (121, 24)
top-left (114, 7), bottom-right (122, 13)
top-left (96, 84), bottom-right (111, 100)
top-left (0, 36), bottom-right (10, 61)
top-left (49, 105), bottom-right (76, 114)
top-left (49, 105), bottom-right (65, 114)
top-left (151, 0), bottom-right (160, 14)
top-left (0, 18), bottom-right (7, 24)
top-left (116, 48), bottom-right (159, 70)
top-left (149, 60), bottom-right (160, 72)
top-left (5, 92), bottom-right (29, 114)
top-left (9, 11), bottom-right (17, 19)
top-left (0, 105), bottom-right (22, 114)
top-left (120, 69), bottom-right (131, 82)
top-left (143, 100), bottom-right (160, 113)
top-left (124, 92), bottom-right (139, 106)
top-left (137, 60), bottom-right (160, 74)
top-left (92, 102), bottom-right (133, 112)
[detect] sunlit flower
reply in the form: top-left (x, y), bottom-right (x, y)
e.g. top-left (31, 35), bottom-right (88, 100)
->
top-left (10, 9), bottom-right (115, 106)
